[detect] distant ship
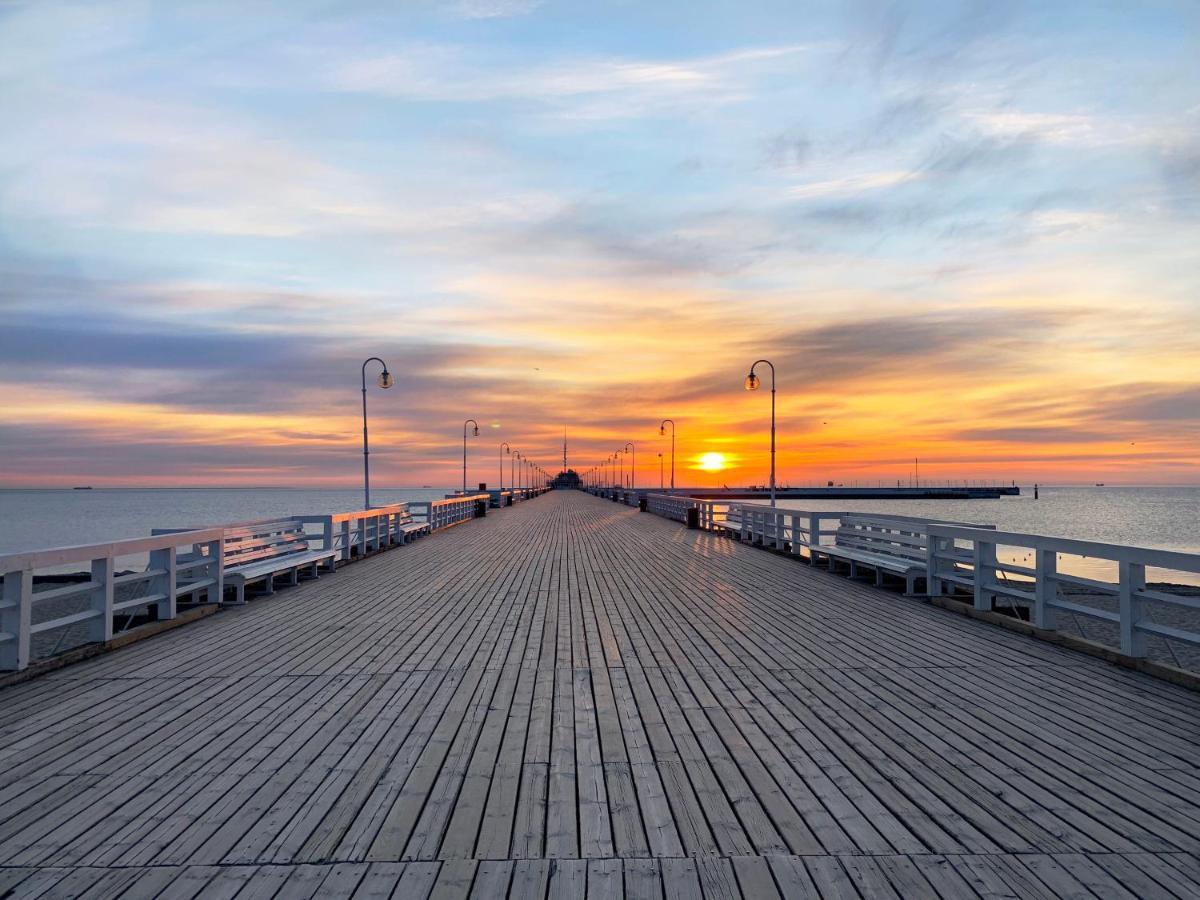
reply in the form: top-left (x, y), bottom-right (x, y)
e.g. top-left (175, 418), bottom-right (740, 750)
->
top-left (73, 486), bottom-right (93, 490)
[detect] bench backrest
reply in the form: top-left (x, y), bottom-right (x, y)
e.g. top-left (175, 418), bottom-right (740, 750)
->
top-left (221, 520), bottom-right (313, 568)
top-left (834, 516), bottom-right (930, 563)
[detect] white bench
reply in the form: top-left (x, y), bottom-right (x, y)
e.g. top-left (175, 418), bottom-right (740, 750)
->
top-left (196, 520), bottom-right (337, 605)
top-left (810, 516), bottom-right (932, 595)
top-left (396, 511), bottom-right (431, 542)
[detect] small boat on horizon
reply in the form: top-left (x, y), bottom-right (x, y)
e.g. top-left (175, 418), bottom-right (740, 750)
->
top-left (73, 486), bottom-right (93, 490)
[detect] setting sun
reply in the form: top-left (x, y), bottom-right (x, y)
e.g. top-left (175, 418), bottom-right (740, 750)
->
top-left (697, 452), bottom-right (727, 472)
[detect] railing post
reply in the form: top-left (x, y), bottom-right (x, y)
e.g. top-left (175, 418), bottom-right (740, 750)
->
top-left (1119, 560), bottom-right (1147, 657)
top-left (926, 533), bottom-right (942, 597)
top-left (209, 538), bottom-right (225, 603)
top-left (773, 511), bottom-right (784, 550)
top-left (1, 568), bottom-right (32, 671)
top-left (808, 515), bottom-right (821, 563)
top-left (340, 520), bottom-right (352, 562)
top-left (1032, 547), bottom-right (1055, 628)
top-left (90, 555), bottom-right (115, 643)
top-left (322, 517), bottom-right (335, 559)
top-left (149, 546), bottom-right (177, 621)
top-left (972, 540), bottom-right (995, 612)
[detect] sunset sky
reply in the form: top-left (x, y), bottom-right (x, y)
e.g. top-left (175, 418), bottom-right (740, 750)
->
top-left (2, 1), bottom-right (1198, 487)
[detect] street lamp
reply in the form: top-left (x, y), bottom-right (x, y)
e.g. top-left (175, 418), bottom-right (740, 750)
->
top-left (658, 419), bottom-right (676, 492)
top-left (463, 419), bottom-right (479, 493)
top-left (616, 449), bottom-right (624, 493)
top-left (744, 359), bottom-right (777, 507)
top-left (624, 442), bottom-right (635, 491)
top-left (500, 442), bottom-right (511, 492)
top-left (360, 357), bottom-right (394, 509)
top-left (657, 452), bottom-right (663, 489)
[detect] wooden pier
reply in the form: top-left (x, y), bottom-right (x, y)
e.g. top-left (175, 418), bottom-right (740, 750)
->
top-left (2, 491), bottom-right (1199, 898)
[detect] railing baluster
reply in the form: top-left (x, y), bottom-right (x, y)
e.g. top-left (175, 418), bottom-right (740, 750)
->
top-left (90, 555), bottom-right (115, 643)
top-left (1033, 547), bottom-right (1055, 628)
top-left (1119, 560), bottom-right (1147, 657)
top-left (1, 568), bottom-right (32, 671)
top-left (149, 546), bottom-right (176, 621)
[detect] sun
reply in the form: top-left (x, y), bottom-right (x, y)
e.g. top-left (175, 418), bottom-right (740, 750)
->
top-left (697, 452), bottom-right (727, 472)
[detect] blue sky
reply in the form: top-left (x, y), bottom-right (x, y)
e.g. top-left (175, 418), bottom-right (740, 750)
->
top-left (1, 1), bottom-right (1198, 485)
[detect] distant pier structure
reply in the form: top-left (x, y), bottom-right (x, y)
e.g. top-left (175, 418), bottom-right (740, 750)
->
top-left (552, 428), bottom-right (581, 489)
top-left (698, 484), bottom-right (1020, 500)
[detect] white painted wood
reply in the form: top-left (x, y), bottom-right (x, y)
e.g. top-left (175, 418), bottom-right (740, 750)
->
top-left (1033, 548), bottom-right (1055, 628)
top-left (0, 569), bottom-right (32, 671)
top-left (929, 523), bottom-right (1200, 659)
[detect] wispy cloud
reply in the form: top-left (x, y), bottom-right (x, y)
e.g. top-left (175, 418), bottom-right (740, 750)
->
top-left (451, 0), bottom-right (542, 19)
top-left (788, 170), bottom-right (921, 199)
top-left (1, 1), bottom-right (1198, 485)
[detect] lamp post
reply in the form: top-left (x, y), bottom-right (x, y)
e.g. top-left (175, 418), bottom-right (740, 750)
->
top-left (658, 452), bottom-right (663, 489)
top-left (500, 442), bottom-right (511, 492)
top-left (744, 359), bottom-right (777, 507)
top-left (616, 449), bottom-right (624, 492)
top-left (463, 419), bottom-right (479, 493)
top-left (360, 357), bottom-right (394, 509)
top-left (624, 442), bottom-right (635, 491)
top-left (658, 419), bottom-right (676, 492)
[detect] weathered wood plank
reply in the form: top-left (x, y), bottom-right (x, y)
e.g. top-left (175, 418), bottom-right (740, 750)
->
top-left (0, 492), bottom-right (1197, 900)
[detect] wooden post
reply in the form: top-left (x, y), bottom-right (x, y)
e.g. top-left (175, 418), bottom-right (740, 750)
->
top-left (322, 518), bottom-right (335, 565)
top-left (90, 556), bottom-right (115, 643)
top-left (973, 540), bottom-right (997, 612)
top-left (1032, 547), bottom-right (1055, 629)
top-left (1119, 560), bottom-right (1147, 657)
top-left (790, 513), bottom-right (802, 556)
top-left (1, 568), bottom-right (32, 671)
top-left (809, 515), bottom-right (821, 564)
top-left (208, 538), bottom-right (225, 603)
top-left (925, 534), bottom-right (941, 597)
top-left (149, 546), bottom-right (176, 621)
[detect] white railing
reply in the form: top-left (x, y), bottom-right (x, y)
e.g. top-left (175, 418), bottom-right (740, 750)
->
top-left (295, 503), bottom-right (414, 562)
top-left (412, 494), bottom-right (491, 531)
top-left (0, 529), bottom-right (224, 672)
top-left (645, 493), bottom-right (698, 522)
top-left (927, 525), bottom-right (1200, 659)
top-left (721, 504), bottom-right (975, 557)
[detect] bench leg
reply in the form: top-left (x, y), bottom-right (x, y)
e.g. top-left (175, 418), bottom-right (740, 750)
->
top-left (261, 575), bottom-right (274, 597)
top-left (875, 568), bottom-right (884, 587)
top-left (236, 583), bottom-right (246, 605)
top-left (290, 568), bottom-right (300, 587)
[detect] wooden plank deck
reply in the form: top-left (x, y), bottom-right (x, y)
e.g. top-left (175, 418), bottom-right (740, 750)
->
top-left (1, 490), bottom-right (1199, 898)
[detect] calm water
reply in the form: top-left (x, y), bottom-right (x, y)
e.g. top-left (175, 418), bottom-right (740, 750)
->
top-left (0, 488), bottom-right (456, 556)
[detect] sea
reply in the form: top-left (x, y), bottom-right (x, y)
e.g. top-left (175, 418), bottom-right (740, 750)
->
top-left (0, 487), bottom-right (456, 557)
top-left (1, 484), bottom-right (1198, 582)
